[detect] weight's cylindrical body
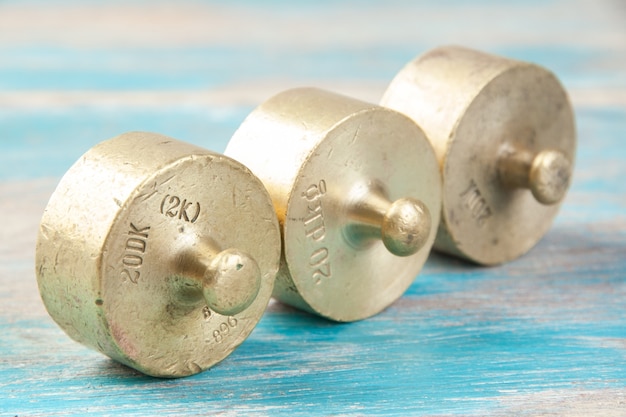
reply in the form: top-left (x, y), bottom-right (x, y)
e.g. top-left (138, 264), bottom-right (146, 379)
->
top-left (382, 46), bottom-right (576, 265)
top-left (225, 88), bottom-right (441, 322)
top-left (36, 132), bottom-right (281, 377)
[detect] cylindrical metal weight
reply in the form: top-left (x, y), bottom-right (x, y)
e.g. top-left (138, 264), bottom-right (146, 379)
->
top-left (381, 46), bottom-right (576, 265)
top-left (35, 132), bottom-right (281, 377)
top-left (225, 88), bottom-right (441, 322)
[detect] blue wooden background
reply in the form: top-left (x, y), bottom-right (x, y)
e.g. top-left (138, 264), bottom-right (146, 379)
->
top-left (1, 0), bottom-right (625, 415)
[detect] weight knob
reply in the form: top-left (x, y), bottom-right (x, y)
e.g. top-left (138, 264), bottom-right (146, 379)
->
top-left (225, 88), bottom-right (441, 322)
top-left (35, 132), bottom-right (281, 377)
top-left (381, 46), bottom-right (576, 265)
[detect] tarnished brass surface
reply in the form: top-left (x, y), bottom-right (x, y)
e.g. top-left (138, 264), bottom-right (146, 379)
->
top-left (225, 88), bottom-right (441, 322)
top-left (381, 46), bottom-right (576, 265)
top-left (35, 132), bottom-right (281, 377)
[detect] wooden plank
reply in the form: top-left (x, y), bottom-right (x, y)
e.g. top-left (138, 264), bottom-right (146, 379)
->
top-left (1, 0), bottom-right (625, 415)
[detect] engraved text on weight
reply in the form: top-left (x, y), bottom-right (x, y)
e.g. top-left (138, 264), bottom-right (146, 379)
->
top-left (120, 222), bottom-right (150, 284)
top-left (160, 194), bottom-right (201, 223)
top-left (209, 316), bottom-right (238, 343)
top-left (302, 180), bottom-right (331, 284)
top-left (460, 180), bottom-right (492, 227)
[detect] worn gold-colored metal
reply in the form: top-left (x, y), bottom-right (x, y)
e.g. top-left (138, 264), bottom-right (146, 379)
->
top-left (381, 46), bottom-right (576, 265)
top-left (35, 132), bottom-right (281, 377)
top-left (225, 88), bottom-right (441, 322)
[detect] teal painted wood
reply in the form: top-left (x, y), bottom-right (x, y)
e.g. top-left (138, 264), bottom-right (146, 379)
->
top-left (1, 0), bottom-right (625, 415)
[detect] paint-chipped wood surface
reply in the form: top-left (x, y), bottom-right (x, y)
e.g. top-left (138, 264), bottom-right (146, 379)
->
top-left (1, 1), bottom-right (625, 415)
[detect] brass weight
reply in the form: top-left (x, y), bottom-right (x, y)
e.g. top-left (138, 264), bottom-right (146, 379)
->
top-left (381, 46), bottom-right (576, 265)
top-left (35, 132), bottom-right (281, 377)
top-left (225, 88), bottom-right (441, 322)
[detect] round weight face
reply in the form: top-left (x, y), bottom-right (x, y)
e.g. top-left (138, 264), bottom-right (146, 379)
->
top-left (101, 154), bottom-right (279, 377)
top-left (36, 133), bottom-right (281, 378)
top-left (442, 65), bottom-right (575, 264)
top-left (283, 109), bottom-right (441, 322)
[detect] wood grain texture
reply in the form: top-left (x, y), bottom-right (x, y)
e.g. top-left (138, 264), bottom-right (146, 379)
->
top-left (1, 0), bottom-right (625, 415)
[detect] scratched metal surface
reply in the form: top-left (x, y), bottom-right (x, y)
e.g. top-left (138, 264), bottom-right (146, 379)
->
top-left (1, 0), bottom-right (625, 416)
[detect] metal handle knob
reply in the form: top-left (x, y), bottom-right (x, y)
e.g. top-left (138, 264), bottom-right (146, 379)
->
top-left (172, 235), bottom-right (262, 316)
top-left (498, 147), bottom-right (572, 205)
top-left (345, 182), bottom-right (431, 257)
top-left (382, 198), bottom-right (432, 257)
top-left (202, 249), bottom-right (261, 316)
